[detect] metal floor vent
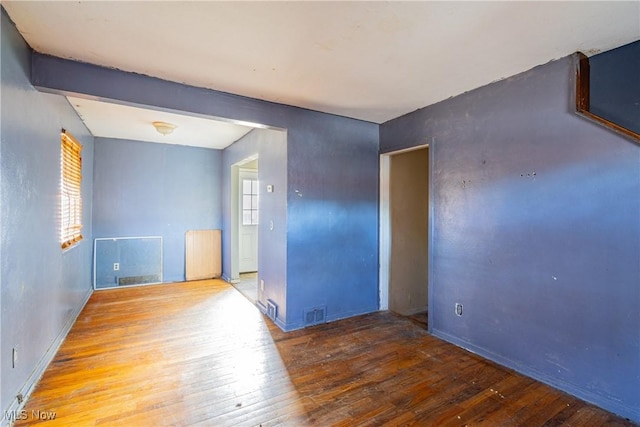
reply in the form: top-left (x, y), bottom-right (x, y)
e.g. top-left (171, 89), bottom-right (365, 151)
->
top-left (118, 274), bottom-right (161, 286)
top-left (266, 299), bottom-right (278, 322)
top-left (304, 306), bottom-right (326, 327)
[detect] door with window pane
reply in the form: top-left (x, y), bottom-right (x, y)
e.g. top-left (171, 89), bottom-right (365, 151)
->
top-left (239, 169), bottom-right (258, 272)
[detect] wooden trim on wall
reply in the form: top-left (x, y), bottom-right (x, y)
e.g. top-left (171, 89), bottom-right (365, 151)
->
top-left (577, 110), bottom-right (640, 142)
top-left (575, 52), bottom-right (640, 143)
top-left (575, 52), bottom-right (590, 112)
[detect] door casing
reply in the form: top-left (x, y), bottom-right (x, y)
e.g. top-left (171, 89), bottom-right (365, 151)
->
top-left (230, 155), bottom-right (259, 281)
top-left (379, 142), bottom-right (434, 331)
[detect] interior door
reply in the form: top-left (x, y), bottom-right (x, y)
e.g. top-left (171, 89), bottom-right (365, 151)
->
top-left (239, 169), bottom-right (259, 273)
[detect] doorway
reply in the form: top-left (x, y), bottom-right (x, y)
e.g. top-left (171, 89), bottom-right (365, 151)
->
top-left (239, 167), bottom-right (259, 273)
top-left (380, 145), bottom-right (430, 328)
top-left (230, 156), bottom-right (259, 303)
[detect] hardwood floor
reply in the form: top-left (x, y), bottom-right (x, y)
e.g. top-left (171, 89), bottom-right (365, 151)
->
top-left (404, 311), bottom-right (428, 329)
top-left (15, 280), bottom-right (633, 426)
top-left (232, 273), bottom-right (258, 304)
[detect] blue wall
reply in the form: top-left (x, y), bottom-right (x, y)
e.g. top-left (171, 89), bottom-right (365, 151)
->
top-left (92, 138), bottom-right (222, 283)
top-left (223, 122), bottom-right (380, 331)
top-left (286, 116), bottom-right (380, 330)
top-left (222, 129), bottom-right (288, 325)
top-left (3, 5), bottom-right (637, 421)
top-left (1, 9), bottom-right (94, 419)
top-left (589, 40), bottom-right (640, 135)
top-left (31, 54), bottom-right (381, 332)
top-left (380, 55), bottom-right (640, 422)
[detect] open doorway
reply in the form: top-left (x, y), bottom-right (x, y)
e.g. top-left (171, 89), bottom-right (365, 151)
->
top-left (380, 145), bottom-right (430, 328)
top-left (230, 156), bottom-right (259, 304)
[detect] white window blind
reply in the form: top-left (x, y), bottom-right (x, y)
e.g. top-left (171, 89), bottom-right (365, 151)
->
top-left (60, 130), bottom-right (83, 249)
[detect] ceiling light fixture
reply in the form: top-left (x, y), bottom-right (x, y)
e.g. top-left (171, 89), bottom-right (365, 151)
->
top-left (152, 121), bottom-right (176, 136)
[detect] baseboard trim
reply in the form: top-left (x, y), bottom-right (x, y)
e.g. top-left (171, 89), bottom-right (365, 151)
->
top-left (432, 328), bottom-right (639, 423)
top-left (1, 287), bottom-right (92, 427)
top-left (221, 274), bottom-right (240, 284)
top-left (256, 300), bottom-right (267, 314)
top-left (275, 316), bottom-right (287, 331)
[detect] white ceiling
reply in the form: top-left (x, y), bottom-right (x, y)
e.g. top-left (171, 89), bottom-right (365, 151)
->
top-left (66, 97), bottom-right (253, 149)
top-left (3, 1), bottom-right (640, 140)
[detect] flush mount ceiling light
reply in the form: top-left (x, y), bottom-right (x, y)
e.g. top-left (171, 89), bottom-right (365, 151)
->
top-left (152, 121), bottom-right (177, 136)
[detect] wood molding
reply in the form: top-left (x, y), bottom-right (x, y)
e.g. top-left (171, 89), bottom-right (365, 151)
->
top-left (575, 52), bottom-right (640, 143)
top-left (577, 109), bottom-right (640, 143)
top-left (575, 52), bottom-right (590, 112)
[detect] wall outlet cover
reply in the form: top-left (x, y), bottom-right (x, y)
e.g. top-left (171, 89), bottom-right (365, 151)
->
top-left (455, 303), bottom-right (463, 316)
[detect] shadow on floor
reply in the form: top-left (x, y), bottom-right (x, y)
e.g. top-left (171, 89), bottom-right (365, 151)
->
top-left (402, 311), bottom-right (428, 329)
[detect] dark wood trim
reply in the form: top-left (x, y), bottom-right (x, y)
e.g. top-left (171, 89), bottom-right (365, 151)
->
top-left (577, 110), bottom-right (640, 142)
top-left (575, 52), bottom-right (590, 112)
top-left (575, 52), bottom-right (640, 143)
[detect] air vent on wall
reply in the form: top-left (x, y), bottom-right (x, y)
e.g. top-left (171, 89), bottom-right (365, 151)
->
top-left (303, 306), bottom-right (326, 327)
top-left (118, 275), bottom-right (160, 286)
top-left (266, 299), bottom-right (278, 322)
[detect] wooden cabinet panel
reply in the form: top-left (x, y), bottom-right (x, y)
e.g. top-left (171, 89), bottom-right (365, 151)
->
top-left (185, 230), bottom-right (221, 280)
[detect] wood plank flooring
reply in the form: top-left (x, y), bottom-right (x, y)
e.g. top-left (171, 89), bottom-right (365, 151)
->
top-left (404, 311), bottom-right (428, 329)
top-left (15, 280), bottom-right (634, 426)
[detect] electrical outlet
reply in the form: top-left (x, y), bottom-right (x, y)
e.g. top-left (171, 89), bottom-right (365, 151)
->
top-left (12, 347), bottom-right (18, 368)
top-left (455, 303), bottom-right (463, 316)
top-left (113, 263), bottom-right (120, 271)
top-left (260, 280), bottom-right (265, 291)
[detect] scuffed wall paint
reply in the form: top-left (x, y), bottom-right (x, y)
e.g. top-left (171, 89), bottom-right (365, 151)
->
top-left (1, 9), bottom-right (94, 419)
top-left (380, 55), bottom-right (640, 422)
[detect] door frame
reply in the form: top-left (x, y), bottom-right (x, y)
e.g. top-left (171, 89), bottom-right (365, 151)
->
top-left (238, 168), bottom-right (259, 273)
top-left (230, 155), bottom-right (259, 282)
top-left (379, 142), bottom-right (434, 331)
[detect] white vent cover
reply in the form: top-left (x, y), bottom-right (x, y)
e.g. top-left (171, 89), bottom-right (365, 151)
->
top-left (267, 299), bottom-right (278, 322)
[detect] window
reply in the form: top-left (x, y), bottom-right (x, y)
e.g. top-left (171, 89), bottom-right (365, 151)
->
top-left (242, 178), bottom-right (259, 225)
top-left (60, 130), bottom-right (83, 249)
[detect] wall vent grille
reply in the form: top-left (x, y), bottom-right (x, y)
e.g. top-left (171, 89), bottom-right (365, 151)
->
top-left (304, 306), bottom-right (326, 327)
top-left (118, 275), bottom-right (160, 286)
top-left (266, 299), bottom-right (278, 322)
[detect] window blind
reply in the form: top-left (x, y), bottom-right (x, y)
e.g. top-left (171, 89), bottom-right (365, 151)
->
top-left (60, 130), bottom-right (83, 249)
